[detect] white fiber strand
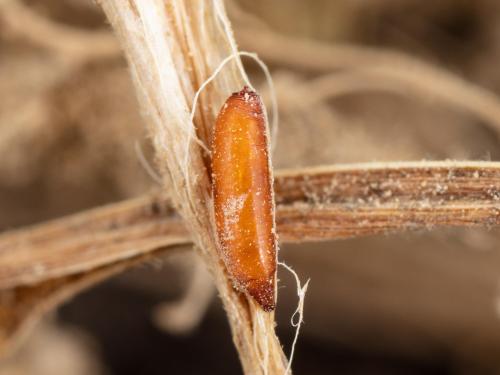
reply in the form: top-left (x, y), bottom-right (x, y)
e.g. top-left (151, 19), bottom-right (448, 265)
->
top-left (279, 261), bottom-right (310, 375)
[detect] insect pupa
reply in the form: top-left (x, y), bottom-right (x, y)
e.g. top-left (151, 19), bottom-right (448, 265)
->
top-left (211, 86), bottom-right (277, 311)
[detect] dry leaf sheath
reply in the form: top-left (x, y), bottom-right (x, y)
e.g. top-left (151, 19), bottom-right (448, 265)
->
top-left (97, 1), bottom-right (286, 373)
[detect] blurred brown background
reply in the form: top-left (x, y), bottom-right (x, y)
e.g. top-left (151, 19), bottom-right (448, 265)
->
top-left (2, 0), bottom-right (500, 374)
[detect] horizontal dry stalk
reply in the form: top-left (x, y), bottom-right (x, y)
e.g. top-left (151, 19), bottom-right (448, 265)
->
top-left (2, 160), bottom-right (500, 358)
top-left (276, 161), bottom-right (500, 240)
top-left (0, 192), bottom-right (188, 289)
top-left (2, 161), bottom-right (500, 290)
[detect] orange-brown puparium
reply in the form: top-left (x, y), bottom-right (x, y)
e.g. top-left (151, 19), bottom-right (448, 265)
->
top-left (212, 86), bottom-right (277, 311)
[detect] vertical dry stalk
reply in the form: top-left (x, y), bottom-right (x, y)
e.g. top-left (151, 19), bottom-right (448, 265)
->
top-left (97, 1), bottom-right (287, 373)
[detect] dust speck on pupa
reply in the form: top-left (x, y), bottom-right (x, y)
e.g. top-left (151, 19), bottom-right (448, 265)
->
top-left (221, 194), bottom-right (247, 241)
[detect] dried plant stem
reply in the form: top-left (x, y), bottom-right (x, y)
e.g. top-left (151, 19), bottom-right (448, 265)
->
top-left (97, 1), bottom-right (285, 373)
top-left (3, 160), bottom-right (500, 289)
top-left (0, 192), bottom-right (188, 288)
top-left (275, 161), bottom-right (500, 240)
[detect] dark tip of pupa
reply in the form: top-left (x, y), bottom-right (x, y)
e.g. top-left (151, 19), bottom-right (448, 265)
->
top-left (247, 279), bottom-right (275, 312)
